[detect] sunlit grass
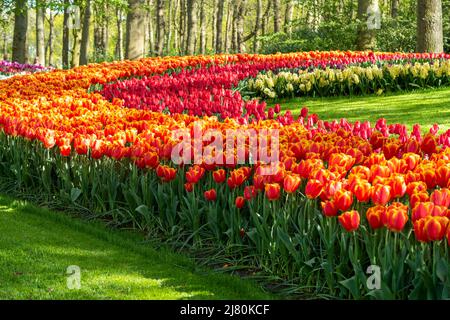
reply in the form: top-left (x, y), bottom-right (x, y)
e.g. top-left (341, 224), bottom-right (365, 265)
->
top-left (272, 87), bottom-right (450, 132)
top-left (0, 195), bottom-right (273, 300)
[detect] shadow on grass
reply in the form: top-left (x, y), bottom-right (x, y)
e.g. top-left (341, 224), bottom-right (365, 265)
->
top-left (0, 196), bottom-right (273, 300)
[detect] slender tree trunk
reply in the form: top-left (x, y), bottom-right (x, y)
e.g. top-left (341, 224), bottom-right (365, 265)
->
top-left (356, 0), bottom-right (378, 50)
top-left (199, 0), bottom-right (206, 54)
top-left (156, 0), bottom-right (165, 55)
top-left (146, 0), bottom-right (155, 55)
top-left (284, 0), bottom-right (294, 36)
top-left (173, 0), bottom-right (179, 53)
top-left (186, 0), bottom-right (198, 55)
top-left (46, 11), bottom-right (54, 66)
top-left (211, 0), bottom-right (216, 50)
top-left (179, 0), bottom-right (185, 54)
top-left (62, 0), bottom-right (70, 68)
top-left (273, 0), bottom-right (281, 33)
top-left (166, 0), bottom-right (173, 53)
top-left (391, 0), bottom-right (399, 18)
top-left (236, 0), bottom-right (246, 52)
top-left (71, 22), bottom-right (81, 67)
top-left (12, 0), bottom-right (28, 64)
top-left (36, 0), bottom-right (45, 65)
top-left (253, 0), bottom-right (262, 52)
top-left (215, 0), bottom-right (225, 52)
top-left (225, 0), bottom-right (233, 52)
top-left (79, 0), bottom-right (91, 65)
top-left (125, 0), bottom-right (146, 60)
top-left (417, 0), bottom-right (444, 53)
top-left (115, 8), bottom-right (124, 60)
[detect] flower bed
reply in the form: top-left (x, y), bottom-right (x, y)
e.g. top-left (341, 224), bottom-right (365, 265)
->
top-left (0, 60), bottom-right (50, 80)
top-left (0, 51), bottom-right (450, 299)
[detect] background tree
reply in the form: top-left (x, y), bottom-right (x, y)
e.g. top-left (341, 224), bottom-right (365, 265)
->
top-left (417, 0), bottom-right (444, 52)
top-left (125, 0), bottom-right (145, 60)
top-left (12, 0), bottom-right (28, 63)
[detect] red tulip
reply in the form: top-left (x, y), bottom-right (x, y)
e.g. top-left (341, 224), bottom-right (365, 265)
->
top-left (204, 189), bottom-right (217, 201)
top-left (265, 183), bottom-right (281, 201)
top-left (436, 165), bottom-right (450, 188)
top-left (184, 183), bottom-right (194, 193)
top-left (412, 202), bottom-right (434, 221)
top-left (413, 218), bottom-right (428, 242)
top-left (305, 179), bottom-right (323, 199)
top-left (283, 175), bottom-right (301, 194)
top-left (212, 169), bottom-right (226, 184)
top-left (409, 191), bottom-right (429, 209)
top-left (338, 210), bottom-right (360, 232)
top-left (235, 196), bottom-right (246, 209)
top-left (390, 175), bottom-right (407, 198)
top-left (321, 200), bottom-right (338, 217)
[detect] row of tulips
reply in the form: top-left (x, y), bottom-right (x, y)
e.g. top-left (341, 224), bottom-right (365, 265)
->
top-left (0, 60), bottom-right (50, 80)
top-left (244, 59), bottom-right (450, 99)
top-left (0, 51), bottom-right (449, 298)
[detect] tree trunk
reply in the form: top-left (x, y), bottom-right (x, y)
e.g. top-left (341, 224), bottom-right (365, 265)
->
top-left (179, 0), bottom-right (185, 54)
top-left (391, 0), bottom-right (399, 18)
top-left (166, 0), bottom-right (173, 53)
top-left (236, 0), bottom-right (246, 52)
top-left (356, 0), bottom-right (379, 50)
top-left (199, 0), bottom-right (206, 54)
top-left (125, 0), bottom-right (145, 60)
top-left (215, 0), bottom-right (225, 52)
top-left (186, 0), bottom-right (198, 55)
top-left (12, 0), bottom-right (28, 64)
top-left (273, 0), bottom-right (281, 33)
top-left (225, 0), bottom-right (233, 52)
top-left (71, 22), bottom-right (81, 67)
top-left (417, 0), bottom-right (444, 53)
top-left (79, 0), bottom-right (91, 65)
top-left (211, 0), bottom-right (216, 50)
top-left (62, 0), bottom-right (70, 68)
top-left (46, 11), bottom-right (54, 66)
top-left (36, 0), bottom-right (45, 65)
top-left (284, 0), bottom-right (294, 36)
top-left (253, 0), bottom-right (262, 52)
top-left (155, 0), bottom-right (165, 55)
top-left (115, 8), bottom-right (124, 60)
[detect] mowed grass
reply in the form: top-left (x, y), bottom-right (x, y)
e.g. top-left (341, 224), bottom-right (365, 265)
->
top-left (272, 87), bottom-right (450, 132)
top-left (0, 195), bottom-right (273, 300)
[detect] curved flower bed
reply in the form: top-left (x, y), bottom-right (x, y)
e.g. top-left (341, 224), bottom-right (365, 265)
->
top-left (0, 60), bottom-right (50, 80)
top-left (0, 51), bottom-right (450, 299)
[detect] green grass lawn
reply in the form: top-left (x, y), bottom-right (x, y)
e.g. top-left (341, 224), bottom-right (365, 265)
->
top-left (0, 195), bottom-right (272, 300)
top-left (272, 87), bottom-right (450, 132)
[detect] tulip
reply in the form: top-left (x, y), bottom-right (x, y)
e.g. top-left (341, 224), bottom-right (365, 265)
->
top-left (409, 191), bottom-right (429, 209)
top-left (235, 196), bottom-right (246, 209)
top-left (390, 175), bottom-right (407, 198)
top-left (366, 205), bottom-right (385, 229)
top-left (338, 210), bottom-right (360, 232)
top-left (436, 165), bottom-right (450, 188)
top-left (265, 183), bottom-right (281, 201)
top-left (412, 202), bottom-right (434, 221)
top-left (353, 180), bottom-right (372, 202)
top-left (413, 218), bottom-right (428, 242)
top-left (211, 169), bottom-right (225, 184)
top-left (305, 179), bottom-right (323, 199)
top-left (371, 184), bottom-right (391, 206)
top-left (423, 216), bottom-right (449, 241)
top-left (386, 203), bottom-right (409, 232)
top-left (321, 201), bottom-right (338, 217)
top-left (430, 188), bottom-right (450, 207)
top-left (204, 189), bottom-right (217, 201)
top-left (283, 175), bottom-right (301, 194)
top-left (184, 183), bottom-right (194, 193)
top-left (334, 189), bottom-right (354, 212)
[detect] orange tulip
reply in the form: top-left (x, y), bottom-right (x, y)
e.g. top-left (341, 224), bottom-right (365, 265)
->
top-left (371, 184), bottom-right (391, 206)
top-left (436, 165), bottom-right (450, 188)
top-left (334, 189), bottom-right (354, 211)
top-left (409, 191), bottom-right (429, 209)
top-left (385, 203), bottom-right (409, 232)
top-left (338, 210), bottom-right (360, 232)
top-left (423, 216), bottom-right (449, 241)
top-left (353, 180), bottom-right (372, 202)
top-left (390, 175), bottom-right (407, 198)
top-left (265, 183), bottom-right (281, 201)
top-left (430, 188), bottom-right (450, 207)
top-left (366, 205), bottom-right (385, 229)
